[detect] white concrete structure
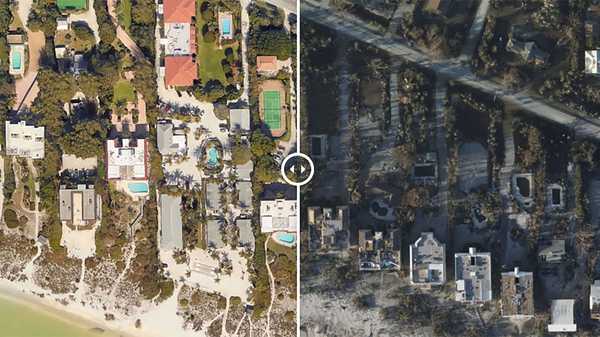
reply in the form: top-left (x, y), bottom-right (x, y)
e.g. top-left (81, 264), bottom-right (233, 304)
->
top-left (409, 232), bottom-right (446, 286)
top-left (163, 23), bottom-right (192, 55)
top-left (5, 121), bottom-right (44, 159)
top-left (260, 198), bottom-right (297, 233)
top-left (106, 138), bottom-right (148, 180)
top-left (455, 247), bottom-right (492, 303)
top-left (230, 108), bottom-right (250, 133)
top-left (548, 299), bottom-right (577, 332)
top-left (585, 50), bottom-right (599, 74)
top-left (591, 280), bottom-right (600, 320)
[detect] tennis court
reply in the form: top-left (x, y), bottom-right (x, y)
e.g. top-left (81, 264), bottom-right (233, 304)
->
top-left (57, 0), bottom-right (87, 10)
top-left (263, 91), bottom-right (281, 130)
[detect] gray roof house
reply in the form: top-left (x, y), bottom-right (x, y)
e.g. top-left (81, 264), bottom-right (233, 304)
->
top-left (229, 108), bottom-right (250, 133)
top-left (236, 218), bottom-right (254, 250)
top-left (157, 120), bottom-right (187, 156)
top-left (59, 185), bottom-right (101, 227)
top-left (159, 194), bottom-right (184, 250)
top-left (455, 247), bottom-right (492, 303)
top-left (237, 181), bottom-right (253, 209)
top-left (206, 219), bottom-right (225, 249)
top-left (409, 232), bottom-right (446, 286)
top-left (538, 240), bottom-right (566, 263)
top-left (236, 161), bottom-right (254, 181)
top-left (205, 182), bottom-right (221, 214)
top-left (307, 206), bottom-right (350, 252)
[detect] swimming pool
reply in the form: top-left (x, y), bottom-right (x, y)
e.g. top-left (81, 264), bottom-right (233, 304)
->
top-left (207, 146), bottom-right (219, 167)
top-left (222, 18), bottom-right (231, 35)
top-left (128, 182), bottom-right (149, 193)
top-left (275, 232), bottom-right (296, 245)
top-left (11, 51), bottom-right (21, 70)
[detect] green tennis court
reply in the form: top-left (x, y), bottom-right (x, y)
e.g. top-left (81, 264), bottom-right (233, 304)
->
top-left (57, 0), bottom-right (87, 10)
top-left (263, 91), bottom-right (281, 130)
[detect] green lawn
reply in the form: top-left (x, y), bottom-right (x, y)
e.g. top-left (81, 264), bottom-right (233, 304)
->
top-left (113, 80), bottom-right (136, 104)
top-left (57, 0), bottom-right (87, 10)
top-left (196, 6), bottom-right (227, 85)
top-left (117, 0), bottom-right (132, 32)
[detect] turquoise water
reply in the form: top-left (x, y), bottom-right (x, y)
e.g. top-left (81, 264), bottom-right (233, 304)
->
top-left (276, 232), bottom-right (296, 244)
top-left (222, 18), bottom-right (231, 35)
top-left (11, 51), bottom-right (21, 70)
top-left (128, 182), bottom-right (149, 193)
top-left (207, 146), bottom-right (219, 166)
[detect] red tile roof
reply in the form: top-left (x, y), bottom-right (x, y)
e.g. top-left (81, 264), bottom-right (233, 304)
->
top-left (164, 0), bottom-right (196, 23)
top-left (257, 56), bottom-right (278, 73)
top-left (165, 56), bottom-right (197, 87)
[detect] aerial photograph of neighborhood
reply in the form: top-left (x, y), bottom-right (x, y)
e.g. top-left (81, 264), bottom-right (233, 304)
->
top-left (300, 0), bottom-right (600, 337)
top-left (0, 0), bottom-right (297, 336)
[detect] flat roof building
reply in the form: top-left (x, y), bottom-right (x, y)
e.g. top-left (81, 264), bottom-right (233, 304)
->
top-left (260, 198), bottom-right (297, 233)
top-left (455, 247), bottom-right (492, 304)
top-left (159, 194), bottom-right (184, 250)
top-left (501, 267), bottom-right (534, 318)
top-left (237, 218), bottom-right (254, 250)
top-left (409, 232), bottom-right (446, 286)
top-left (548, 299), bottom-right (577, 332)
top-left (230, 108), bottom-right (250, 133)
top-left (206, 219), bottom-right (225, 249)
top-left (205, 182), bottom-right (221, 214)
top-left (59, 185), bottom-right (101, 228)
top-left (5, 121), bottom-right (45, 159)
top-left (238, 181), bottom-right (252, 209)
top-left (106, 138), bottom-right (148, 180)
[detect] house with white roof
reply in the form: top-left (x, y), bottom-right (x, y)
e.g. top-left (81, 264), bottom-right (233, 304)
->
top-left (548, 299), bottom-right (577, 332)
top-left (455, 247), bottom-right (492, 304)
top-left (591, 280), bottom-right (600, 320)
top-left (5, 121), bottom-right (45, 159)
top-left (230, 108), bottom-right (250, 133)
top-left (260, 198), bottom-right (297, 233)
top-left (410, 232), bottom-right (446, 286)
top-left (106, 138), bottom-right (148, 180)
top-left (585, 50), bottom-right (600, 74)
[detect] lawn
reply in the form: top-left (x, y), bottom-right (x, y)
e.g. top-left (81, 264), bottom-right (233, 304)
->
top-left (117, 0), bottom-right (132, 32)
top-left (113, 80), bottom-right (136, 104)
top-left (196, 4), bottom-right (228, 85)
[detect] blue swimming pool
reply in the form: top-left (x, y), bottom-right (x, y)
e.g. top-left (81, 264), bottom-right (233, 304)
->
top-left (207, 146), bottom-right (219, 167)
top-left (11, 51), bottom-right (21, 70)
top-left (128, 182), bottom-right (149, 193)
top-left (222, 19), bottom-right (231, 35)
top-left (275, 232), bottom-right (296, 245)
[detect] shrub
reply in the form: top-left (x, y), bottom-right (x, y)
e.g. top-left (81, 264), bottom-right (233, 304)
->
top-left (4, 209), bottom-right (19, 228)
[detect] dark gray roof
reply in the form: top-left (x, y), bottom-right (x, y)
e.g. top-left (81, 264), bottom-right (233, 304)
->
top-left (159, 194), bottom-right (184, 250)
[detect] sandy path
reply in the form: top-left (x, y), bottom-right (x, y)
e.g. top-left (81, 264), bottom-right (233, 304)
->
top-left (106, 0), bottom-right (146, 61)
top-left (69, 0), bottom-right (100, 43)
top-left (264, 236), bottom-right (275, 337)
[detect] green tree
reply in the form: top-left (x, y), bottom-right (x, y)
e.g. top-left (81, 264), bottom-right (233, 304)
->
top-left (255, 29), bottom-right (292, 60)
top-left (250, 132), bottom-right (275, 157)
top-left (59, 120), bottom-right (107, 158)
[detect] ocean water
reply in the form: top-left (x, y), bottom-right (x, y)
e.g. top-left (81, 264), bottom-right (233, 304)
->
top-left (0, 296), bottom-right (122, 337)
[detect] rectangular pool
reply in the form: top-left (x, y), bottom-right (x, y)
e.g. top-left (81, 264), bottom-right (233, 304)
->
top-left (128, 182), bottom-right (149, 193)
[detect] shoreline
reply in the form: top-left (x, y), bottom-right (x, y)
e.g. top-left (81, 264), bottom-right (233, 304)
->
top-left (0, 280), bottom-right (147, 337)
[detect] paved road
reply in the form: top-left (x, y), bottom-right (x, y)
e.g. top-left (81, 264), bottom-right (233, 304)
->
top-left (459, 0), bottom-right (491, 61)
top-left (265, 0), bottom-right (296, 13)
top-left (303, 1), bottom-right (600, 141)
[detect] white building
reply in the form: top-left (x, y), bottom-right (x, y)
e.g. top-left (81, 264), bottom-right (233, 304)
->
top-left (5, 121), bottom-right (45, 159)
top-left (548, 299), bottom-right (577, 332)
top-left (455, 247), bottom-right (492, 304)
top-left (585, 50), bottom-right (599, 74)
top-left (591, 280), bottom-right (600, 320)
top-left (409, 232), bottom-right (446, 286)
top-left (106, 138), bottom-right (148, 180)
top-left (260, 198), bottom-right (297, 233)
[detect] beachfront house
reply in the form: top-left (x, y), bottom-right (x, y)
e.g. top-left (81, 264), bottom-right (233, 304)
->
top-left (162, 0), bottom-right (197, 87)
top-left (5, 121), bottom-right (45, 159)
top-left (106, 137), bottom-right (148, 180)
